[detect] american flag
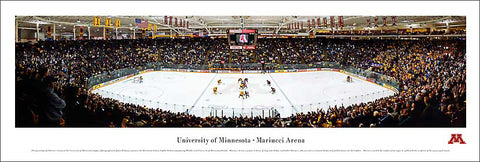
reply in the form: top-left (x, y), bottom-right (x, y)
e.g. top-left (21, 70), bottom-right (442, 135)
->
top-left (136, 19), bottom-right (148, 28)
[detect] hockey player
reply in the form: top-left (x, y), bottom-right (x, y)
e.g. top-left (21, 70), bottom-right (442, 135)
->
top-left (239, 91), bottom-right (245, 99)
top-left (270, 87), bottom-right (276, 94)
top-left (244, 78), bottom-right (248, 84)
top-left (238, 78), bottom-right (243, 83)
top-left (245, 91), bottom-right (250, 98)
top-left (346, 76), bottom-right (351, 83)
top-left (240, 83), bottom-right (245, 90)
top-left (266, 80), bottom-right (271, 86)
top-left (139, 76), bottom-right (144, 83)
top-left (217, 79), bottom-right (222, 85)
top-left (213, 87), bottom-right (218, 94)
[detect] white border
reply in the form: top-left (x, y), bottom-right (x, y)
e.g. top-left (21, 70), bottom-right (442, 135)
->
top-left (1, 1), bottom-right (479, 161)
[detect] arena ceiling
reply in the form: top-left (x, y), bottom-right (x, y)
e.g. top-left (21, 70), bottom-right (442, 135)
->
top-left (16, 16), bottom-right (466, 36)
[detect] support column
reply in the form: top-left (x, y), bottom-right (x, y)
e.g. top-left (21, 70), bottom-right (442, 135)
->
top-left (73, 25), bottom-right (76, 40)
top-left (36, 22), bottom-right (40, 41)
top-left (15, 19), bottom-right (18, 43)
top-left (53, 24), bottom-right (56, 41)
top-left (103, 27), bottom-right (106, 40)
top-left (87, 26), bottom-right (91, 39)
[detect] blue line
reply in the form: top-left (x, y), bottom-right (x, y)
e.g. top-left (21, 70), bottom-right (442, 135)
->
top-left (268, 73), bottom-right (298, 113)
top-left (190, 73), bottom-right (218, 113)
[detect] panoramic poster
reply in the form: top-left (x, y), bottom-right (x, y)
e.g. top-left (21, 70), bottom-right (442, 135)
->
top-left (2, 1), bottom-right (479, 161)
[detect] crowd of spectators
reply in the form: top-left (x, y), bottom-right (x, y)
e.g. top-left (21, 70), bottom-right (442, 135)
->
top-left (314, 29), bottom-right (465, 36)
top-left (15, 37), bottom-right (466, 127)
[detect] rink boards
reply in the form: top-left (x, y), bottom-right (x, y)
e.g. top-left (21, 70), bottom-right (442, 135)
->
top-left (90, 69), bottom-right (397, 117)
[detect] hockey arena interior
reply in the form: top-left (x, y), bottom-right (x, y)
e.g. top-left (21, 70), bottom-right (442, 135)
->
top-left (15, 16), bottom-right (466, 127)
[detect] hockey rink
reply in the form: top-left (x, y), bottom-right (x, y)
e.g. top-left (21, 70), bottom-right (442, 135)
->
top-left (92, 71), bottom-right (395, 117)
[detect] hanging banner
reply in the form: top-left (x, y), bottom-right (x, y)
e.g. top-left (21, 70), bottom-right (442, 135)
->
top-left (301, 22), bottom-right (303, 29)
top-left (164, 16), bottom-right (168, 24)
top-left (392, 16), bottom-right (396, 26)
top-left (383, 17), bottom-right (387, 26)
top-left (47, 26), bottom-right (52, 38)
top-left (330, 16), bottom-right (335, 29)
top-left (115, 19), bottom-right (121, 28)
top-left (374, 18), bottom-right (378, 27)
top-left (169, 16), bottom-right (173, 25)
top-left (94, 16), bottom-right (101, 27)
top-left (339, 16), bottom-right (344, 28)
top-left (366, 18), bottom-right (370, 28)
top-left (186, 21), bottom-right (189, 29)
top-left (323, 17), bottom-right (327, 27)
top-left (148, 23), bottom-right (152, 31)
top-left (142, 28), bottom-right (146, 38)
top-left (317, 18), bottom-right (320, 28)
top-left (105, 18), bottom-right (111, 27)
top-left (106, 28), bottom-right (110, 39)
top-left (175, 18), bottom-right (178, 27)
top-left (307, 20), bottom-right (310, 28)
top-left (79, 26), bottom-right (84, 38)
top-left (180, 19), bottom-right (183, 28)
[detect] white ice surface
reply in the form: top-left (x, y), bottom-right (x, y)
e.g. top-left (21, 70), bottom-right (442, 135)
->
top-left (93, 71), bottom-right (395, 118)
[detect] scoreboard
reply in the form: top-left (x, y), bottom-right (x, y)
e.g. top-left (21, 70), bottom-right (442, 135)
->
top-left (228, 29), bottom-right (258, 50)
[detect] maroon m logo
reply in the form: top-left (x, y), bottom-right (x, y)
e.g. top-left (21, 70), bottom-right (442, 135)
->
top-left (448, 134), bottom-right (466, 144)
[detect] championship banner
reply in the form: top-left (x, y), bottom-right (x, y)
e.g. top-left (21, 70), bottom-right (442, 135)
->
top-left (46, 26), bottom-right (52, 38)
top-left (114, 19), bottom-right (121, 28)
top-left (330, 16), bottom-right (335, 29)
top-left (312, 19), bottom-right (315, 27)
top-left (79, 26), bottom-right (84, 38)
top-left (323, 17), bottom-right (327, 27)
top-left (93, 16), bottom-right (101, 26)
top-left (301, 22), bottom-right (303, 29)
top-left (383, 17), bottom-right (387, 26)
top-left (317, 18), bottom-right (320, 27)
top-left (307, 20), bottom-right (310, 28)
top-left (175, 18), bottom-right (177, 27)
top-left (105, 18), bottom-right (111, 27)
top-left (105, 28), bottom-right (110, 39)
top-left (164, 16), bottom-right (168, 24)
top-left (148, 23), bottom-right (152, 31)
top-left (374, 18), bottom-right (378, 27)
top-left (186, 21), bottom-right (189, 29)
top-left (366, 18), bottom-right (370, 28)
top-left (142, 28), bottom-right (146, 38)
top-left (180, 19), bottom-right (183, 28)
top-left (339, 16), bottom-right (344, 28)
top-left (169, 16), bottom-right (173, 25)
top-left (392, 16), bottom-right (396, 26)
